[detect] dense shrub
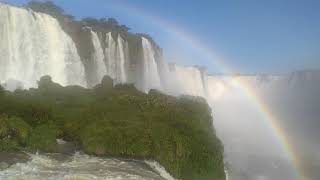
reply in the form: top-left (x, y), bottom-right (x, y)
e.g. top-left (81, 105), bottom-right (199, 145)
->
top-left (0, 76), bottom-right (225, 180)
top-left (26, 1), bottom-right (65, 19)
top-left (27, 123), bottom-right (61, 152)
top-left (0, 85), bottom-right (4, 98)
top-left (0, 114), bottom-right (32, 151)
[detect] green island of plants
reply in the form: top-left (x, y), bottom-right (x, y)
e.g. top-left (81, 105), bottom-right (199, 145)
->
top-left (0, 76), bottom-right (225, 180)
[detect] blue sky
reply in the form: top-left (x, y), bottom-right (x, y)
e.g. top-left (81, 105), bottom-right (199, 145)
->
top-left (3, 0), bottom-right (320, 73)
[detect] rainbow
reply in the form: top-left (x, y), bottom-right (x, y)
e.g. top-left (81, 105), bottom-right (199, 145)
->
top-left (102, 1), bottom-right (305, 179)
top-left (233, 77), bottom-right (304, 180)
top-left (72, 0), bottom-right (305, 180)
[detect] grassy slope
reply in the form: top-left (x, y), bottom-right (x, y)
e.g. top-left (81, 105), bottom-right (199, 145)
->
top-left (0, 76), bottom-right (225, 180)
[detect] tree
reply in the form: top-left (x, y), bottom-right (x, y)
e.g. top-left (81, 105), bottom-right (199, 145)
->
top-left (0, 85), bottom-right (4, 98)
top-left (119, 25), bottom-right (130, 32)
top-left (37, 75), bottom-right (52, 90)
top-left (99, 18), bottom-right (107, 23)
top-left (107, 18), bottom-right (119, 28)
top-left (37, 75), bottom-right (61, 91)
top-left (64, 15), bottom-right (75, 21)
top-left (94, 75), bottom-right (114, 96)
top-left (82, 17), bottom-right (100, 26)
top-left (26, 1), bottom-right (65, 18)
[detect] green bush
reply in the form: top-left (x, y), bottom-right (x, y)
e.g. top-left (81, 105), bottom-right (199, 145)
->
top-left (0, 114), bottom-right (32, 151)
top-left (27, 123), bottom-right (61, 152)
top-left (0, 85), bottom-right (4, 98)
top-left (0, 76), bottom-right (225, 180)
top-left (0, 137), bottom-right (20, 151)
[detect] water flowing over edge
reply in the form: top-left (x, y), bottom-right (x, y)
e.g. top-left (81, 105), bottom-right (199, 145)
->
top-left (2, 3), bottom-right (318, 180)
top-left (0, 151), bottom-right (176, 180)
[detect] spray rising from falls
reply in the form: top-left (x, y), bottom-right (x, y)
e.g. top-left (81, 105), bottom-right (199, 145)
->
top-left (0, 4), bottom-right (86, 89)
top-left (168, 64), bottom-right (207, 97)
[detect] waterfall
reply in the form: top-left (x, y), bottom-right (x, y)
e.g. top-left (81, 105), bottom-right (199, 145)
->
top-left (89, 30), bottom-right (107, 86)
top-left (104, 32), bottom-right (128, 84)
top-left (168, 64), bottom-right (207, 97)
top-left (141, 37), bottom-right (162, 92)
top-left (104, 32), bottom-right (117, 80)
top-left (0, 2), bottom-right (236, 103)
top-left (116, 34), bottom-right (128, 84)
top-left (0, 3), bottom-right (86, 89)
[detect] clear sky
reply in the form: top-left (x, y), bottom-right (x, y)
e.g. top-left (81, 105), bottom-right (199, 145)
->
top-left (2, 0), bottom-right (320, 73)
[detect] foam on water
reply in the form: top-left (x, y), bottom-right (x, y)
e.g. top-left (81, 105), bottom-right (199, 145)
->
top-left (0, 152), bottom-right (171, 180)
top-left (144, 161), bottom-right (175, 180)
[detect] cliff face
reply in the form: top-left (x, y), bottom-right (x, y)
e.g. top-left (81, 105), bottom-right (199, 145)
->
top-left (0, 3), bottom-right (86, 88)
top-left (3, 2), bottom-right (317, 102)
top-left (0, 2), bottom-right (167, 93)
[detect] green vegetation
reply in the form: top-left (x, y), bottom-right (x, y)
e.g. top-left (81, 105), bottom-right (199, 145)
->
top-left (0, 76), bottom-right (225, 180)
top-left (26, 1), bottom-right (65, 19)
top-left (26, 1), bottom-right (131, 33)
top-left (25, 1), bottom-right (155, 43)
top-left (0, 115), bottom-right (31, 151)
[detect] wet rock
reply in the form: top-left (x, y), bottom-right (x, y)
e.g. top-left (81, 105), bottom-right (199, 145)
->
top-left (0, 162), bottom-right (9, 170)
top-left (0, 152), bottom-right (30, 167)
top-left (56, 139), bottom-right (78, 155)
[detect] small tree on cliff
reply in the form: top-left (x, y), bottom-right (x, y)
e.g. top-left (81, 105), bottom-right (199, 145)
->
top-left (94, 75), bottom-right (114, 96)
top-left (0, 85), bottom-right (4, 98)
top-left (26, 1), bottom-right (65, 18)
top-left (38, 75), bottom-right (53, 90)
top-left (37, 75), bottom-right (62, 93)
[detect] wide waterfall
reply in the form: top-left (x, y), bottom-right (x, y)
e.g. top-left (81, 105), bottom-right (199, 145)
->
top-left (1, 3), bottom-right (305, 107)
top-left (1, 3), bottom-right (318, 109)
top-left (0, 3), bottom-right (86, 89)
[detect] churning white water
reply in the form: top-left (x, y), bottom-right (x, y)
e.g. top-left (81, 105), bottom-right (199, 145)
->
top-left (0, 152), bottom-right (171, 180)
top-left (0, 3), bottom-right (86, 88)
top-left (144, 161), bottom-right (175, 180)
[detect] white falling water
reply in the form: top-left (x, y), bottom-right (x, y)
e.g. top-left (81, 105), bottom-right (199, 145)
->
top-left (168, 64), bottom-right (206, 97)
top-left (104, 32), bottom-right (117, 80)
top-left (90, 30), bottom-right (107, 85)
top-left (141, 37), bottom-right (161, 92)
top-left (116, 34), bottom-right (128, 84)
top-left (104, 32), bottom-right (128, 84)
top-left (0, 3), bottom-right (86, 88)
